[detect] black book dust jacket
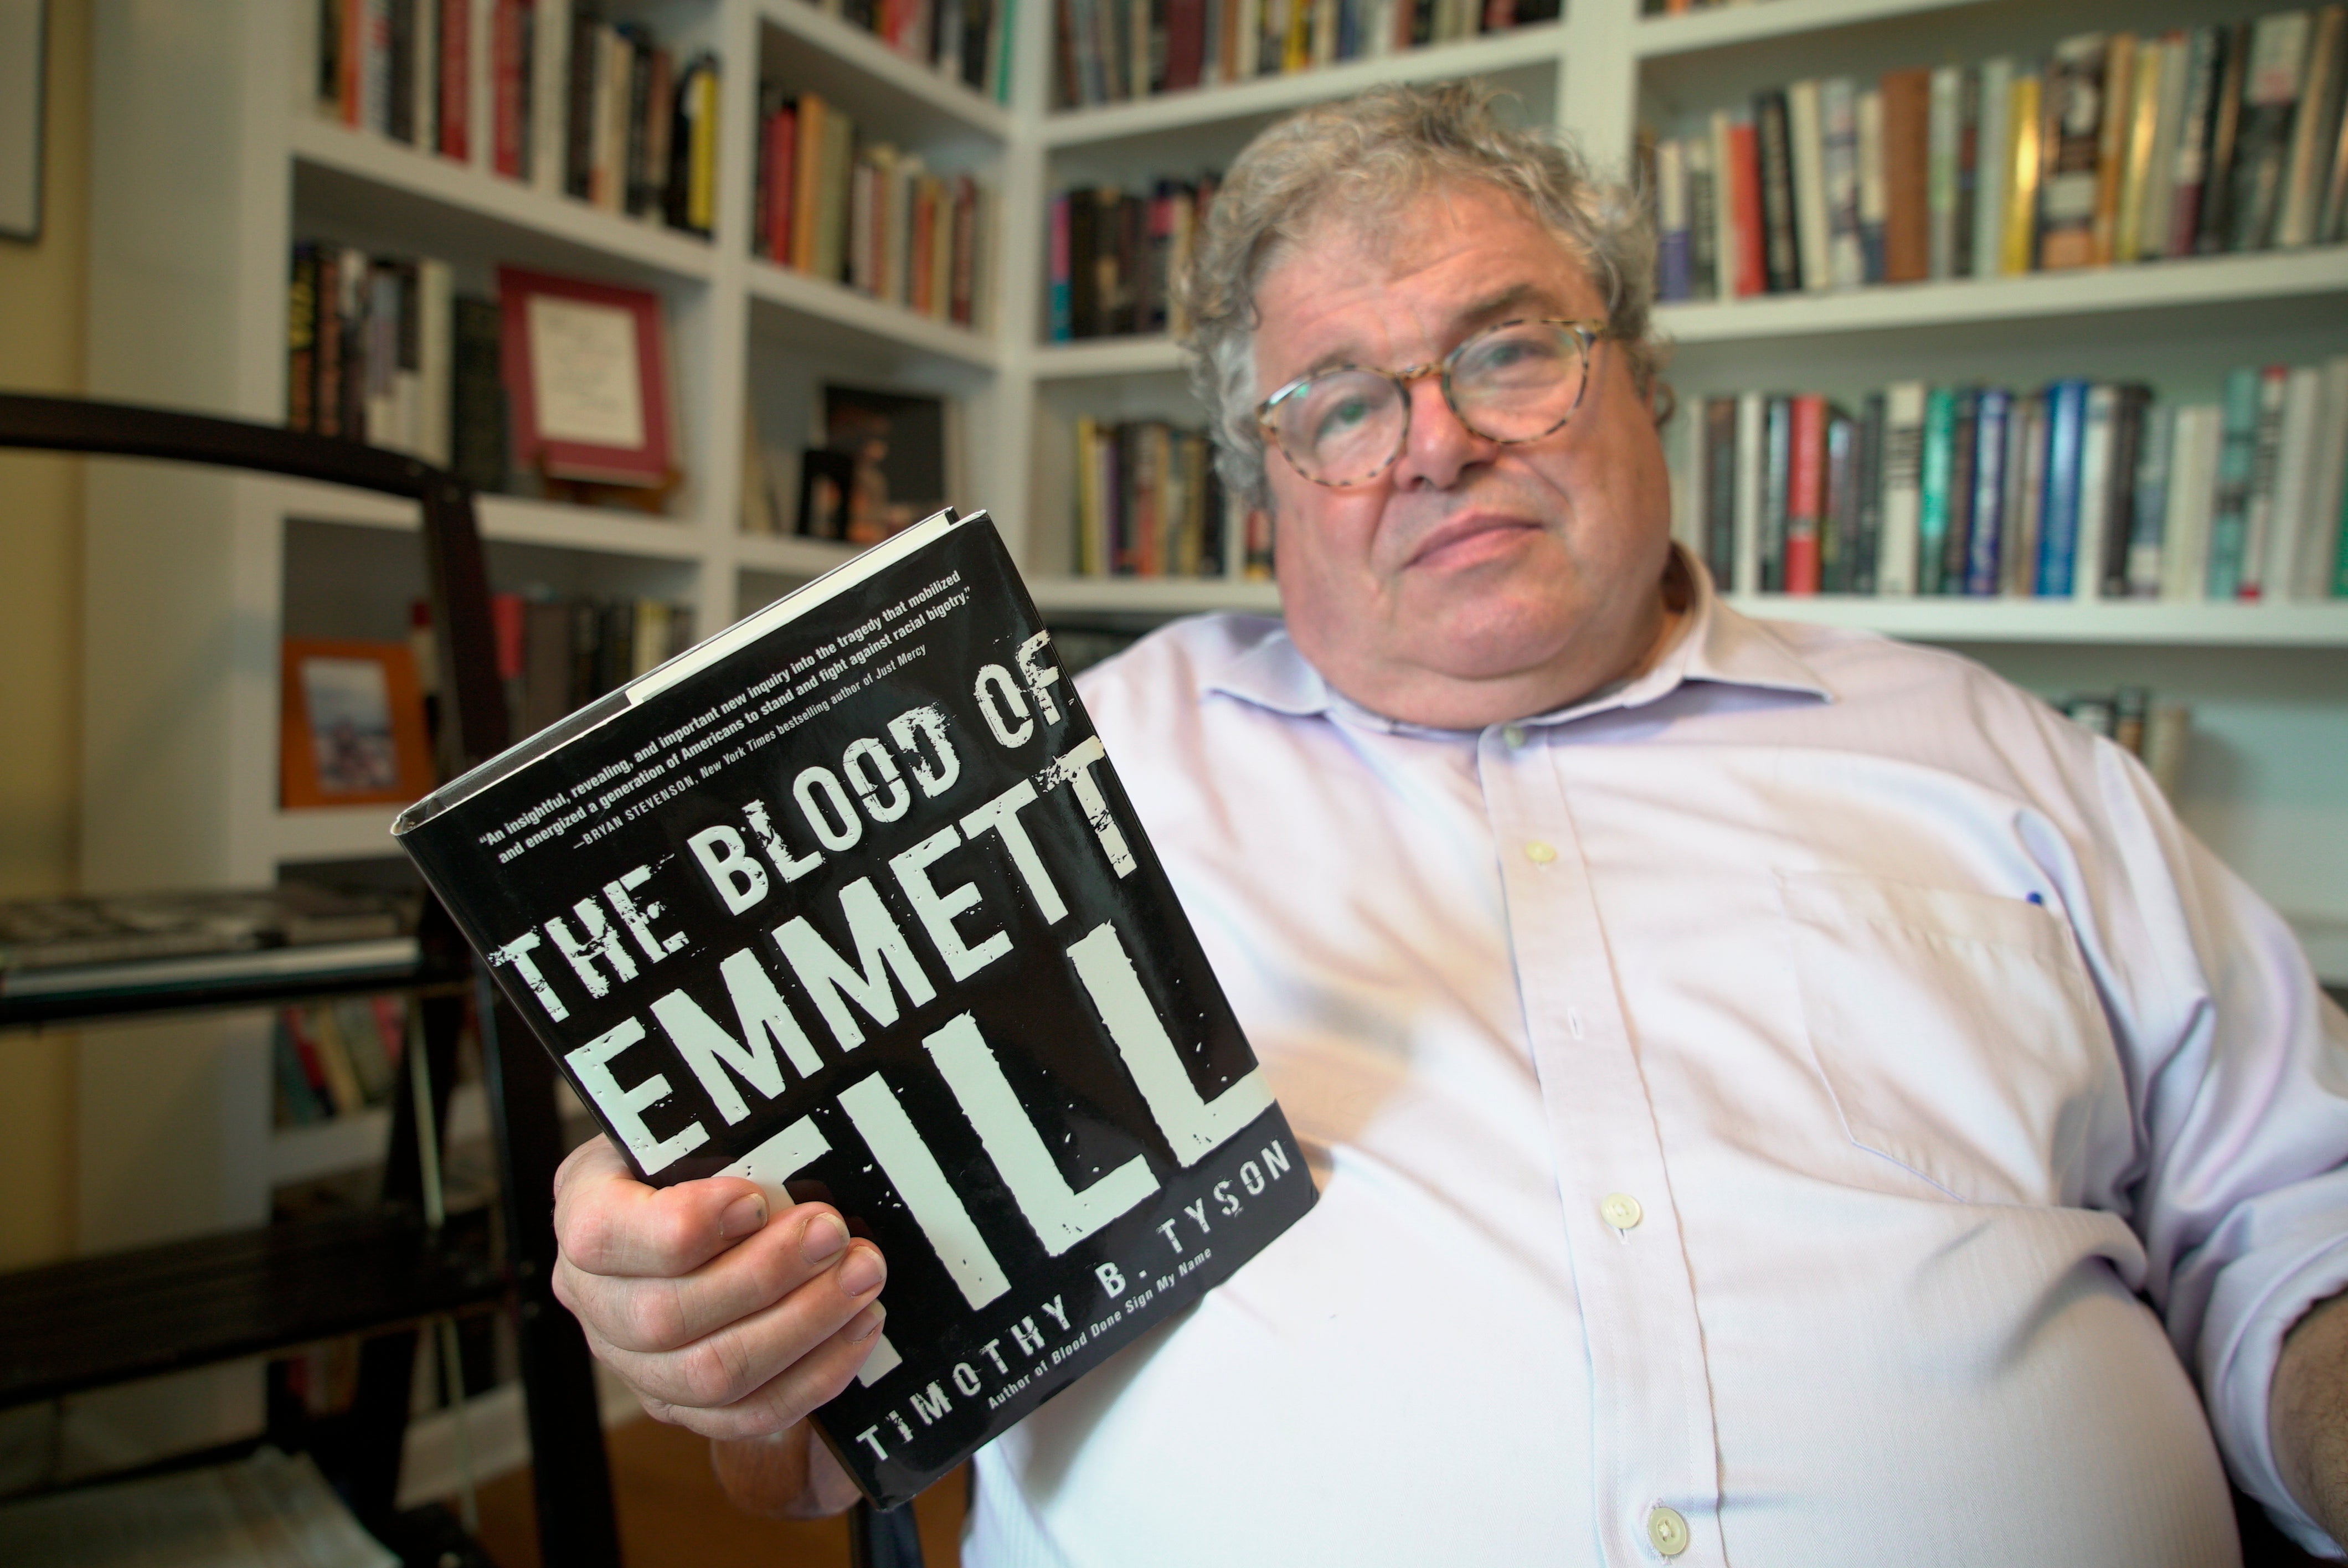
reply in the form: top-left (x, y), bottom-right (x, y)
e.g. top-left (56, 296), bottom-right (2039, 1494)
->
top-left (394, 511), bottom-right (1317, 1508)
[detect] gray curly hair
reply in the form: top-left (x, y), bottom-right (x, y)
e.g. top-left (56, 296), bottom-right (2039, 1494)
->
top-left (1175, 81), bottom-right (1661, 513)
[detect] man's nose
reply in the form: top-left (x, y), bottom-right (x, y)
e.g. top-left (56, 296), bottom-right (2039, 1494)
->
top-left (1389, 373), bottom-right (1497, 491)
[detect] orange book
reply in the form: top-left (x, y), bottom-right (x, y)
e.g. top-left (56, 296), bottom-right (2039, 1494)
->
top-left (792, 95), bottom-right (826, 275)
top-left (2090, 34), bottom-right (2138, 264)
top-left (1784, 395), bottom-right (1827, 595)
top-left (1880, 69), bottom-right (1933, 283)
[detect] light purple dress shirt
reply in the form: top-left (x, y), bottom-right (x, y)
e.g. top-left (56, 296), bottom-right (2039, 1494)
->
top-left (965, 561), bottom-right (2348, 1567)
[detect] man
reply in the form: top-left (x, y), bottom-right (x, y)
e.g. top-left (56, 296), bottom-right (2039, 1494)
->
top-left (551, 85), bottom-right (2348, 1564)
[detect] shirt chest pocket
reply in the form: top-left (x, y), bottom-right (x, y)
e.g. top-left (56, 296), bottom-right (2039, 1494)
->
top-left (1777, 871), bottom-right (2116, 1208)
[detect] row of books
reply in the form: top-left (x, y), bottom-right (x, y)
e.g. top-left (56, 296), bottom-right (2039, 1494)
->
top-left (817, 0), bottom-right (1016, 103)
top-left (317, 1), bottom-right (720, 236)
top-left (1072, 417), bottom-right (1266, 577)
top-left (487, 591), bottom-right (701, 740)
top-left (285, 244), bottom-right (506, 492)
top-left (1680, 357), bottom-right (2348, 602)
top-left (754, 90), bottom-right (994, 327)
top-left (2059, 687), bottom-right (2192, 797)
top-left (1053, 0), bottom-right (1557, 109)
top-left (1046, 177), bottom-right (1218, 341)
top-left (1651, 11), bottom-right (2348, 303)
top-left (273, 996), bottom-right (409, 1125)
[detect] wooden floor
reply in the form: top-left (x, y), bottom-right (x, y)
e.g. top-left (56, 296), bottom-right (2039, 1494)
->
top-left (469, 1417), bottom-right (965, 1568)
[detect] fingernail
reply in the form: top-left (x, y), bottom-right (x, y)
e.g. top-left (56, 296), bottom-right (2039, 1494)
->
top-left (800, 1212), bottom-right (848, 1266)
top-left (849, 1303), bottom-right (886, 1342)
top-left (719, 1193), bottom-right (768, 1239)
top-left (838, 1246), bottom-right (885, 1298)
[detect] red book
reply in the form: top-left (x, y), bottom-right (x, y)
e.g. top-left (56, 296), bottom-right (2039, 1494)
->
top-left (1784, 394), bottom-right (1827, 594)
top-left (1726, 120), bottom-right (1766, 297)
top-left (765, 104), bottom-right (797, 266)
top-left (491, 591), bottom-right (527, 681)
top-left (439, 0), bottom-right (470, 160)
top-left (491, 0), bottom-right (524, 177)
top-left (340, 0), bottom-right (364, 126)
top-left (1165, 0), bottom-right (1206, 91)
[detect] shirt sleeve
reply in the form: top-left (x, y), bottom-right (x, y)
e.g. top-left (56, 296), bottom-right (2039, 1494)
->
top-left (2072, 733), bottom-right (2348, 1558)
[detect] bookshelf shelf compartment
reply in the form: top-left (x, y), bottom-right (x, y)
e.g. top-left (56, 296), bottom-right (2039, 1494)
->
top-left (756, 0), bottom-right (1012, 149)
top-left (1033, 337), bottom-right (1186, 378)
top-left (737, 533), bottom-right (866, 577)
top-left (748, 261), bottom-right (1001, 368)
top-left (267, 482), bottom-right (712, 559)
top-left (289, 119), bottom-right (719, 286)
top-left (1657, 250), bottom-right (2348, 346)
top-left (1038, 24), bottom-right (1567, 148)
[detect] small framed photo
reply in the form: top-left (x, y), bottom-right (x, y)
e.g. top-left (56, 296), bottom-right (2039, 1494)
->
top-left (280, 639), bottom-right (435, 809)
top-left (497, 266), bottom-right (673, 488)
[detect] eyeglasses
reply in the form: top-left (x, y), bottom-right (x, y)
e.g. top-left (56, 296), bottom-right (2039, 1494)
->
top-left (1254, 318), bottom-right (1605, 489)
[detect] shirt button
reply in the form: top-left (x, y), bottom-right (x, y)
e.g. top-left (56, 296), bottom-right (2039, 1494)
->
top-left (1647, 1504), bottom-right (1691, 1556)
top-left (1601, 1192), bottom-right (1643, 1231)
top-left (1502, 725), bottom-right (1527, 747)
top-left (1523, 840), bottom-right (1557, 864)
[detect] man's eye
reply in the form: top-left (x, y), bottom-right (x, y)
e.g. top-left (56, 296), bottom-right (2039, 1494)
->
top-left (1312, 396), bottom-right (1374, 442)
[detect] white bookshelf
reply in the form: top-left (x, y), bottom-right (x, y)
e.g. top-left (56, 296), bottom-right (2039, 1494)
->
top-left (73, 0), bottom-right (2348, 1267)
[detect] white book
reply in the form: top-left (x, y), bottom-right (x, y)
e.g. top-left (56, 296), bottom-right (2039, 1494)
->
top-left (2141, 34), bottom-right (2191, 260)
top-left (2279, 7), bottom-right (2348, 247)
top-left (1821, 78), bottom-right (1863, 289)
top-left (2161, 405), bottom-right (2223, 602)
top-left (2298, 355), bottom-right (2348, 596)
top-left (1788, 80), bottom-right (1832, 294)
top-left (2073, 385), bottom-right (2118, 601)
top-left (1733, 392), bottom-right (1765, 596)
top-left (1878, 382), bottom-right (1927, 597)
top-left (531, 0), bottom-right (572, 193)
top-left (1710, 110), bottom-right (1742, 301)
top-left (1856, 89), bottom-right (1888, 283)
top-left (415, 256), bottom-right (451, 467)
top-left (2241, 369), bottom-right (2290, 597)
top-left (1926, 65), bottom-right (1961, 280)
top-left (1235, 0), bottom-right (1261, 80)
top-left (1973, 58), bottom-right (2013, 280)
top-left (2265, 366), bottom-right (2325, 597)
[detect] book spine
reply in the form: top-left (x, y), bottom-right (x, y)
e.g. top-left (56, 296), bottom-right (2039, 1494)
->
top-left (2229, 12), bottom-right (2313, 251)
top-left (1788, 80), bottom-right (1831, 294)
top-left (1755, 90), bottom-right (1801, 293)
top-left (1784, 393), bottom-right (1825, 594)
top-left (1967, 387), bottom-right (2009, 596)
top-left (2279, 7), bottom-right (2347, 248)
top-left (1942, 388), bottom-right (1977, 592)
top-left (2161, 404), bottom-right (2218, 601)
top-left (2114, 39), bottom-right (2164, 265)
top-left (2197, 22), bottom-right (2251, 252)
top-left (287, 245), bottom-right (318, 434)
top-left (1824, 410), bottom-right (1859, 592)
top-left (1971, 58), bottom-right (2011, 279)
top-left (1917, 386), bottom-right (1954, 595)
top-left (2000, 73), bottom-right (2042, 274)
top-left (1726, 118), bottom-right (1766, 297)
top-left (2303, 355), bottom-right (2348, 596)
top-left (2040, 34), bottom-right (2108, 270)
top-left (2323, 42), bottom-right (2348, 243)
top-left (2099, 385), bottom-right (2149, 598)
top-left (1925, 65), bottom-right (1961, 280)
top-left (1703, 396), bottom-right (1738, 589)
top-left (2128, 404), bottom-right (2175, 597)
top-left (1821, 78), bottom-right (1862, 290)
top-left (2139, 34), bottom-right (2189, 260)
top-left (2071, 384), bottom-right (2117, 602)
top-left (2168, 26), bottom-right (2221, 255)
top-left (1880, 68), bottom-right (1931, 283)
top-left (2037, 380), bottom-right (2089, 596)
top-left (1761, 394), bottom-right (1791, 591)
top-left (1656, 138), bottom-right (1690, 302)
top-left (2264, 366), bottom-right (2324, 599)
top-left (1877, 381), bottom-right (1925, 596)
top-left (2090, 35), bottom-right (2136, 265)
top-left (1733, 391), bottom-right (1764, 595)
top-left (1686, 136), bottom-right (1718, 301)
top-left (439, 0), bottom-right (468, 159)
top-left (2238, 364), bottom-right (2291, 597)
top-left (2207, 368), bottom-right (2261, 598)
top-left (2002, 391), bottom-right (2042, 596)
top-left (1856, 88), bottom-right (1888, 285)
top-left (1048, 192), bottom-right (1073, 342)
top-left (1855, 390), bottom-right (1886, 594)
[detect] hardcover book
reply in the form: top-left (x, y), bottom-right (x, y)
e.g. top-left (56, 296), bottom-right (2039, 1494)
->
top-left (393, 510), bottom-right (1317, 1509)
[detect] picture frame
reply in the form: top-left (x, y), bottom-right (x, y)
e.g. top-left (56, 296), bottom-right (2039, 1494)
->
top-left (280, 639), bottom-right (435, 809)
top-left (496, 266), bottom-right (673, 488)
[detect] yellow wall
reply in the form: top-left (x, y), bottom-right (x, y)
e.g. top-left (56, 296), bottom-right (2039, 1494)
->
top-left (0, 0), bottom-right (90, 1267)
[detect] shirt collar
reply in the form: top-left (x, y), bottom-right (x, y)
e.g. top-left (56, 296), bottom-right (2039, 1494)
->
top-left (1203, 546), bottom-right (1834, 732)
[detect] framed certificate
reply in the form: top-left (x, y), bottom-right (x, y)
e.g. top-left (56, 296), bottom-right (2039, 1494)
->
top-left (497, 267), bottom-right (673, 488)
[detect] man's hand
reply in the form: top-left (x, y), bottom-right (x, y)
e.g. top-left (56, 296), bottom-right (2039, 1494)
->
top-left (551, 1136), bottom-right (887, 1514)
top-left (2273, 1288), bottom-right (2348, 1550)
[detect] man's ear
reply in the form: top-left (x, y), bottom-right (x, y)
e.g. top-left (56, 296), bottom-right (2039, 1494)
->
top-left (1649, 376), bottom-right (1678, 429)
